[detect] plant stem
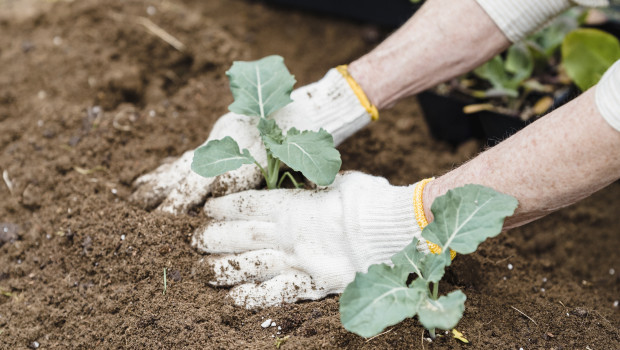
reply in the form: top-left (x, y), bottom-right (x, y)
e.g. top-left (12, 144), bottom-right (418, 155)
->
top-left (429, 282), bottom-right (439, 339)
top-left (277, 171), bottom-right (302, 189)
top-left (255, 161), bottom-right (269, 183)
top-left (265, 152), bottom-right (280, 189)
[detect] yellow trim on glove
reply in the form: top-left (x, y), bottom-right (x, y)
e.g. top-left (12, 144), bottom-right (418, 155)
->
top-left (413, 178), bottom-right (457, 260)
top-left (336, 65), bottom-right (379, 121)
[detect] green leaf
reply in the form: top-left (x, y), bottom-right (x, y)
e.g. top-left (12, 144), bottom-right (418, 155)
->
top-left (504, 43), bottom-right (534, 88)
top-left (417, 290), bottom-right (466, 330)
top-left (257, 118), bottom-right (284, 144)
top-left (422, 185), bottom-right (518, 255)
top-left (474, 56), bottom-right (509, 91)
top-left (391, 241), bottom-right (449, 283)
top-left (423, 251), bottom-right (451, 282)
top-left (527, 13), bottom-right (578, 58)
top-left (264, 128), bottom-right (341, 186)
top-left (474, 44), bottom-right (533, 98)
top-left (340, 264), bottom-right (426, 338)
top-left (562, 28), bottom-right (620, 91)
top-left (191, 136), bottom-right (256, 178)
top-left (226, 55), bottom-right (296, 118)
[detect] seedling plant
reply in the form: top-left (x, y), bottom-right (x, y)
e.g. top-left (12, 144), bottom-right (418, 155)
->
top-left (340, 185), bottom-right (518, 339)
top-left (191, 55), bottom-right (341, 189)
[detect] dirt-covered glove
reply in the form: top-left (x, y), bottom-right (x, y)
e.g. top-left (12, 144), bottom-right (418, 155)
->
top-left (130, 67), bottom-right (376, 214)
top-left (192, 172), bottom-right (433, 309)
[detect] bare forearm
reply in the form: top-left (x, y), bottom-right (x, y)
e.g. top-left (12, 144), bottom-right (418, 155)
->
top-left (423, 88), bottom-right (620, 229)
top-left (348, 0), bottom-right (510, 109)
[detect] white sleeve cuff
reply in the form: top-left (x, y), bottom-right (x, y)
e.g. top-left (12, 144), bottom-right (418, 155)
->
top-left (595, 60), bottom-right (620, 132)
top-left (475, 0), bottom-right (609, 43)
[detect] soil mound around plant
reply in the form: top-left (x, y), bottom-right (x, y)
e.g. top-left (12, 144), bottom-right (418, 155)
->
top-left (0, 0), bottom-right (618, 349)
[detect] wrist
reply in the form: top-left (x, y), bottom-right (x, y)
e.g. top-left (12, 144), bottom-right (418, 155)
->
top-left (416, 177), bottom-right (457, 259)
top-left (347, 59), bottom-right (385, 110)
top-left (421, 179), bottom-right (437, 224)
top-left (335, 65), bottom-right (379, 121)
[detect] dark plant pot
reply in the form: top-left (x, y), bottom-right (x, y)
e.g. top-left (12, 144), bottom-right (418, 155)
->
top-left (585, 19), bottom-right (620, 38)
top-left (417, 91), bottom-right (484, 146)
top-left (477, 112), bottom-right (529, 146)
top-left (260, 0), bottom-right (421, 27)
top-left (418, 86), bottom-right (581, 146)
top-left (419, 91), bottom-right (531, 147)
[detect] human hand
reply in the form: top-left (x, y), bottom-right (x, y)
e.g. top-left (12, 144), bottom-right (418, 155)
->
top-left (192, 172), bottom-right (431, 309)
top-left (130, 69), bottom-right (373, 214)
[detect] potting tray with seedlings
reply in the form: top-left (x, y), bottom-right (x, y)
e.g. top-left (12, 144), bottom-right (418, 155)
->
top-left (420, 9), bottom-right (620, 145)
top-left (0, 1), bottom-right (618, 349)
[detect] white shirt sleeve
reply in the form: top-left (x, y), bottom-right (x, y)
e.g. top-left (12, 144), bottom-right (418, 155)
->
top-left (475, 0), bottom-right (609, 42)
top-left (595, 60), bottom-right (620, 132)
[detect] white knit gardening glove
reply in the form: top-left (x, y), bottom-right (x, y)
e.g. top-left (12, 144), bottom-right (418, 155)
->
top-left (476, 0), bottom-right (609, 43)
top-left (130, 68), bottom-right (376, 214)
top-left (192, 172), bottom-right (432, 309)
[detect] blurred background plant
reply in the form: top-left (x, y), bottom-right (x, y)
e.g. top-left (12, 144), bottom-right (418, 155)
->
top-left (443, 6), bottom-right (620, 120)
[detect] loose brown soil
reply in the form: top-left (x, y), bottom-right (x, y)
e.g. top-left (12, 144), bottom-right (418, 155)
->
top-left (0, 0), bottom-right (618, 349)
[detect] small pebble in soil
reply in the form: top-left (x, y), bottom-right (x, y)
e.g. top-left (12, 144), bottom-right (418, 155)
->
top-left (542, 277), bottom-right (547, 283)
top-left (30, 341), bottom-right (40, 349)
top-left (111, 188), bottom-right (117, 195)
top-left (507, 263), bottom-right (513, 270)
top-left (278, 326), bottom-right (281, 331)
top-left (271, 321), bottom-right (276, 327)
top-left (503, 276), bottom-right (507, 280)
top-left (168, 270), bottom-right (182, 282)
top-left (53, 36), bottom-right (63, 46)
top-left (261, 319), bottom-right (272, 328)
top-left (149, 110), bottom-right (156, 117)
top-left (609, 268), bottom-right (615, 275)
top-left (540, 288), bottom-right (545, 292)
top-left (21, 41), bottom-right (35, 53)
top-left (0, 223), bottom-right (19, 245)
top-left (121, 234), bottom-right (125, 241)
top-left (613, 301), bottom-right (618, 308)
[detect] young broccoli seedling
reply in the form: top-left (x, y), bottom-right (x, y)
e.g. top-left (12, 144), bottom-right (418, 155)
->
top-left (191, 55), bottom-right (341, 189)
top-left (339, 185), bottom-right (518, 339)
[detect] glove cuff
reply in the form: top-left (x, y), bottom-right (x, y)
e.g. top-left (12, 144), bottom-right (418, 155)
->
top-left (291, 69), bottom-right (372, 145)
top-left (338, 174), bottom-right (426, 271)
top-left (413, 178), bottom-right (457, 259)
top-left (355, 182), bottom-right (424, 266)
top-left (335, 65), bottom-right (379, 121)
